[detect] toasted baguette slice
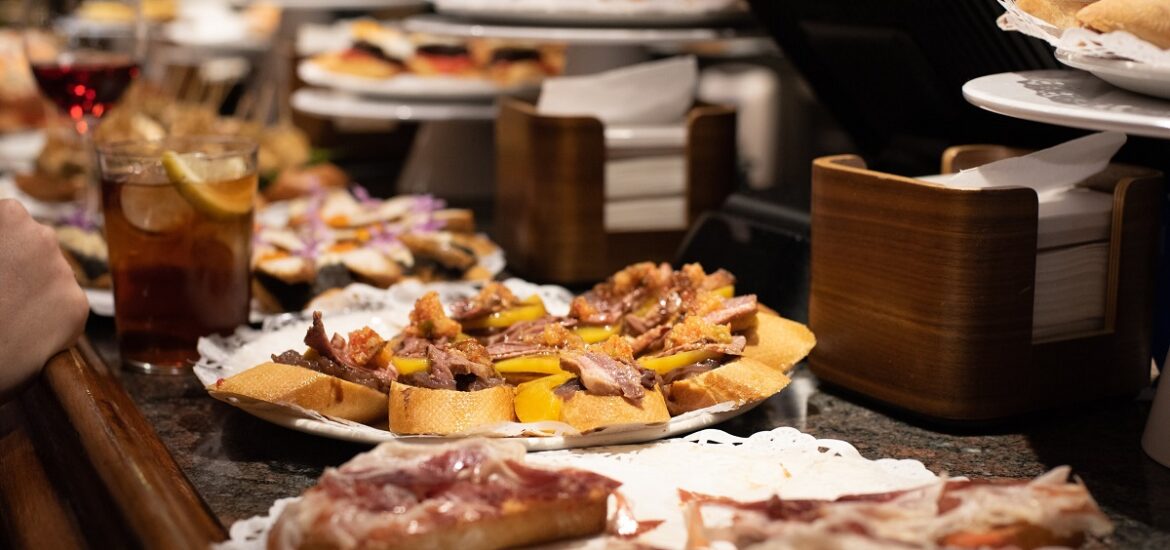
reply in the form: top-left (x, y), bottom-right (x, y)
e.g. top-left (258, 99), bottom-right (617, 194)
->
top-left (432, 208), bottom-right (476, 233)
top-left (741, 313), bottom-right (816, 374)
top-left (272, 486), bottom-right (607, 550)
top-left (1077, 0), bottom-right (1170, 49)
top-left (209, 362), bottom-right (388, 424)
top-left (667, 356), bottom-right (791, 416)
top-left (560, 387), bottom-right (671, 433)
top-left (267, 439), bottom-right (617, 550)
top-left (389, 382), bottom-right (515, 435)
top-left (313, 51), bottom-right (402, 78)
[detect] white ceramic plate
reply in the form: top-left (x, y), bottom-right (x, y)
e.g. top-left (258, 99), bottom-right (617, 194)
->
top-left (433, 0), bottom-right (748, 27)
top-left (962, 70), bottom-right (1170, 140)
top-left (298, 59), bottom-right (539, 100)
top-left (0, 130), bottom-right (46, 172)
top-left (163, 20), bottom-right (269, 51)
top-left (194, 280), bottom-right (776, 450)
top-left (1056, 49), bottom-right (1170, 100)
top-left (85, 287), bottom-right (114, 317)
top-left (230, 0), bottom-right (424, 9)
top-left (0, 172), bottom-right (77, 222)
top-left (215, 426), bottom-right (939, 550)
top-left (291, 88), bottom-right (498, 121)
top-left (85, 286), bottom-right (271, 323)
top-left (404, 14), bottom-right (750, 45)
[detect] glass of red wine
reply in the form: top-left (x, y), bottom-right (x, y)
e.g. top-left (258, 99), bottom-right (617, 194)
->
top-left (23, 0), bottom-right (143, 136)
top-left (21, 0), bottom-right (143, 211)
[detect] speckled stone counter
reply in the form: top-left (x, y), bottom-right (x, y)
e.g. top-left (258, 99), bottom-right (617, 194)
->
top-left (88, 315), bottom-right (1170, 547)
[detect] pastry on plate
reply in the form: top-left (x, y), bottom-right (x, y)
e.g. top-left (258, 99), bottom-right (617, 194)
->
top-left (1077, 0), bottom-right (1170, 49)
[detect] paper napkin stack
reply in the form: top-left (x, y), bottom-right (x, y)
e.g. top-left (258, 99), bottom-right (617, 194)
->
top-left (927, 132), bottom-right (1124, 341)
top-left (538, 56), bottom-right (695, 233)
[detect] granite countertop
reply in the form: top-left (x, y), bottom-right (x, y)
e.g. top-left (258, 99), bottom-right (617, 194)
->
top-left (87, 315), bottom-right (1170, 547)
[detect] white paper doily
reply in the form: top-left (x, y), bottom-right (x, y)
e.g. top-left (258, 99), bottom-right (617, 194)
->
top-left (997, 0), bottom-right (1170, 67)
top-left (194, 279), bottom-right (771, 450)
top-left (213, 427), bottom-right (939, 550)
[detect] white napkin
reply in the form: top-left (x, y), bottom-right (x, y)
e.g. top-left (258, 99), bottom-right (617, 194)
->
top-left (605, 196), bottom-right (687, 233)
top-left (1032, 242), bottom-right (1109, 341)
top-left (605, 155), bottom-right (686, 200)
top-left (922, 132), bottom-right (1124, 249)
top-left (922, 132), bottom-right (1128, 342)
top-left (537, 56), bottom-right (697, 125)
top-left (604, 155), bottom-right (687, 232)
top-left (933, 132), bottom-right (1125, 200)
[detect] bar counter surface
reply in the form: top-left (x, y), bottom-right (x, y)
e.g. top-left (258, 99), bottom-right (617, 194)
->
top-left (5, 314), bottom-right (1170, 548)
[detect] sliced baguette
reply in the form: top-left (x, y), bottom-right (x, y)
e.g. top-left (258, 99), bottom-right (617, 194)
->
top-left (270, 487), bottom-right (609, 550)
top-left (559, 387), bottom-right (671, 433)
top-left (389, 382), bottom-right (515, 435)
top-left (741, 313), bottom-right (816, 374)
top-left (209, 362), bottom-right (388, 425)
top-left (667, 356), bottom-right (791, 416)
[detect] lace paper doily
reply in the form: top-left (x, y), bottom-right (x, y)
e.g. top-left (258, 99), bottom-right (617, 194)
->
top-left (997, 0), bottom-right (1170, 67)
top-left (193, 279), bottom-right (764, 450)
top-left (214, 427), bottom-right (938, 550)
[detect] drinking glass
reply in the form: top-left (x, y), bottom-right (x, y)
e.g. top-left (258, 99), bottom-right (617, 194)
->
top-left (22, 0), bottom-right (143, 211)
top-left (96, 137), bottom-right (258, 373)
top-left (22, 0), bottom-right (143, 135)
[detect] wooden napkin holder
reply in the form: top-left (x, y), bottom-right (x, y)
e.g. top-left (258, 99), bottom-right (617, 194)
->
top-left (808, 145), bottom-right (1162, 422)
top-left (494, 98), bottom-right (735, 284)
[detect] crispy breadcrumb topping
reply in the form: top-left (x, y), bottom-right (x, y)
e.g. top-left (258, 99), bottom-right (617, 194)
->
top-left (610, 262), bottom-right (672, 295)
top-left (477, 281), bottom-right (519, 310)
top-left (407, 291), bottom-right (462, 339)
top-left (592, 335), bottom-right (635, 363)
top-left (681, 263), bottom-right (708, 287)
top-left (346, 327), bottom-right (387, 367)
top-left (538, 323), bottom-right (585, 350)
top-left (569, 296), bottom-right (599, 320)
top-left (664, 315), bottom-right (732, 350)
top-left (686, 290), bottom-right (726, 318)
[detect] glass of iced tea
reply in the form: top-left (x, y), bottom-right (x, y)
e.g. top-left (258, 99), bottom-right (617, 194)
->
top-left (96, 137), bottom-right (258, 374)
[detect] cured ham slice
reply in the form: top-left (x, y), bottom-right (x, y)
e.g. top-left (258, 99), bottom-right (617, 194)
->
top-left (268, 439), bottom-right (620, 550)
top-left (682, 466), bottom-right (1113, 549)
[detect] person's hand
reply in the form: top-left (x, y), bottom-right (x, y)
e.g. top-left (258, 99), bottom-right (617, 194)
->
top-left (0, 199), bottom-right (88, 398)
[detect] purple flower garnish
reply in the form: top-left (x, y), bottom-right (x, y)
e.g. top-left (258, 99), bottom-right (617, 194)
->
top-left (298, 191), bottom-right (328, 261)
top-left (350, 183), bottom-right (380, 207)
top-left (62, 204), bottom-right (100, 232)
top-left (413, 194), bottom-right (446, 214)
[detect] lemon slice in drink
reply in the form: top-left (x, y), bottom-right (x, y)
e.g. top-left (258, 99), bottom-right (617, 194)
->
top-left (161, 150), bottom-right (255, 218)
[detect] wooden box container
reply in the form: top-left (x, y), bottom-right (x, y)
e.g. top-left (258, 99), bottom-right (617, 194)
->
top-left (494, 99), bottom-right (736, 284)
top-left (808, 145), bottom-right (1162, 422)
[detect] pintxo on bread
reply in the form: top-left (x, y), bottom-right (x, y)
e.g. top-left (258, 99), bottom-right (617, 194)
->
top-left (682, 466), bottom-right (1113, 549)
top-left (268, 438), bottom-right (621, 550)
top-left (310, 20), bottom-right (565, 86)
top-left (252, 190), bottom-right (499, 313)
top-left (208, 262), bottom-right (816, 437)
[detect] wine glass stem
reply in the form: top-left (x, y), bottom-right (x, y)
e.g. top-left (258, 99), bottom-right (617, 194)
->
top-left (76, 115), bottom-right (100, 217)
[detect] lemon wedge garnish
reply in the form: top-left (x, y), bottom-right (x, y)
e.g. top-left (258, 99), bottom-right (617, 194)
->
top-left (161, 150), bottom-right (255, 218)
